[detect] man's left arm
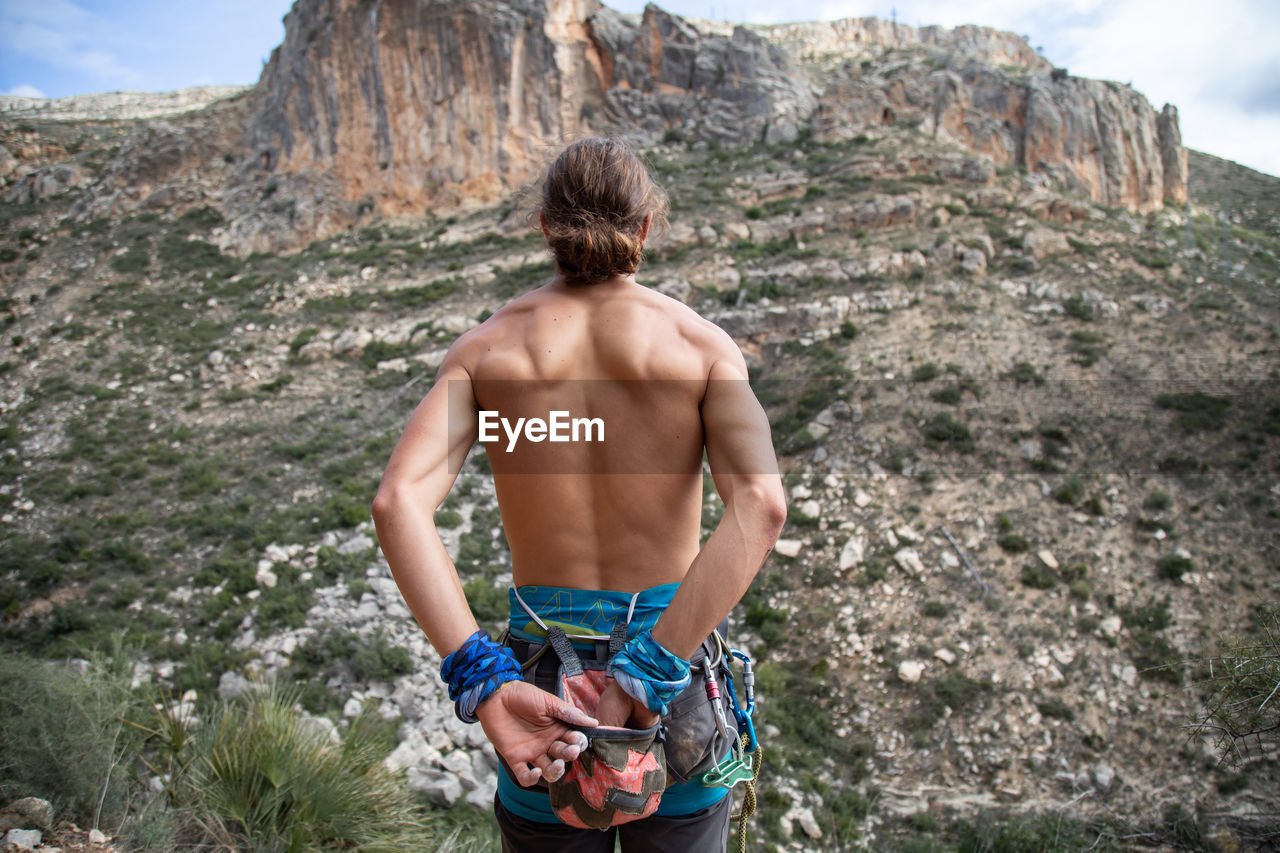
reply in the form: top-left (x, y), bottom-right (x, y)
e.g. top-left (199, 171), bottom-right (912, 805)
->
top-left (372, 354), bottom-right (595, 784)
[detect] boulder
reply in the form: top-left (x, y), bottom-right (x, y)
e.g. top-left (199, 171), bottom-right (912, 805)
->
top-left (0, 798), bottom-right (52, 833)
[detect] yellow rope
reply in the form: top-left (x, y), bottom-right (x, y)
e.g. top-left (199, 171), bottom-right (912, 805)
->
top-left (730, 734), bottom-right (763, 853)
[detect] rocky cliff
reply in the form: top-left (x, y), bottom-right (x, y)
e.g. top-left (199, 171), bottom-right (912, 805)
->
top-left (5, 0), bottom-right (1188, 252)
top-left (216, 0), bottom-right (1186, 251)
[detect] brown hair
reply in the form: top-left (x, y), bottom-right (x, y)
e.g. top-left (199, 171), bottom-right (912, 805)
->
top-left (535, 137), bottom-right (669, 285)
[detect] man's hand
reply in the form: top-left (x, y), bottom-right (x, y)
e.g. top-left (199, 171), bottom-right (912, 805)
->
top-left (475, 681), bottom-right (598, 785)
top-left (594, 679), bottom-right (660, 730)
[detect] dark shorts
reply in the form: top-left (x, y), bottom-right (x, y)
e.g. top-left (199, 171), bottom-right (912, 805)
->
top-left (495, 791), bottom-right (732, 853)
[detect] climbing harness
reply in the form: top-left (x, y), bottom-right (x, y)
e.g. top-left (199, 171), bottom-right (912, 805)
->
top-left (500, 586), bottom-right (766, 845)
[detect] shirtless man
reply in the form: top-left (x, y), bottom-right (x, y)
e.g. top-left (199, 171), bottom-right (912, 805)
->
top-left (372, 137), bottom-right (786, 851)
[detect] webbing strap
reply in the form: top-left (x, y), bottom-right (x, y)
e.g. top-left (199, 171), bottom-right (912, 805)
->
top-left (608, 619), bottom-right (628, 658)
top-left (545, 626), bottom-right (583, 677)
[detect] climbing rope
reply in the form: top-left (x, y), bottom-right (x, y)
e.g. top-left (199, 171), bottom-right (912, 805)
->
top-left (730, 733), bottom-right (762, 853)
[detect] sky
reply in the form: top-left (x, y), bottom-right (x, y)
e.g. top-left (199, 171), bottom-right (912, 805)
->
top-left (1, 0), bottom-right (1277, 177)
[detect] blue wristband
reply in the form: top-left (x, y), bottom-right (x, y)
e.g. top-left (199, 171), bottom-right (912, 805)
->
top-left (608, 630), bottom-right (692, 716)
top-left (439, 630), bottom-right (523, 723)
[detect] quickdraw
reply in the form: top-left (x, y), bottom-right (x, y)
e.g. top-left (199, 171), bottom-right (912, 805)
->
top-left (703, 644), bottom-right (763, 853)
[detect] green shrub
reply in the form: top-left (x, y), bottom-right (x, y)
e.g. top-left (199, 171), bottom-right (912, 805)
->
top-left (997, 532), bottom-right (1028, 553)
top-left (1051, 474), bottom-right (1084, 506)
top-left (1062, 294), bottom-right (1093, 321)
top-left (911, 362), bottom-right (940, 382)
top-left (922, 412), bottom-right (973, 452)
top-left (148, 683), bottom-right (434, 851)
top-left (1067, 329), bottom-right (1106, 366)
top-left (110, 248), bottom-right (151, 274)
top-left (434, 508), bottom-right (464, 529)
top-left (1157, 553), bottom-right (1192, 582)
top-left (1036, 697), bottom-right (1075, 720)
top-left (0, 646), bottom-right (146, 826)
top-left (1154, 391), bottom-right (1232, 432)
top-left (289, 327), bottom-right (320, 356)
top-left (1192, 604), bottom-right (1280, 765)
top-left (1020, 563), bottom-right (1057, 589)
top-left (1144, 490), bottom-right (1173, 511)
top-left (921, 600), bottom-right (950, 618)
top-left (909, 671), bottom-right (991, 730)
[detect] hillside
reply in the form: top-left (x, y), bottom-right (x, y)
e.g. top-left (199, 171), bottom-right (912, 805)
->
top-left (1, 1), bottom-right (1278, 850)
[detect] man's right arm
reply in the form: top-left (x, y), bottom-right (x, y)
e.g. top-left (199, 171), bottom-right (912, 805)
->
top-left (649, 345), bottom-right (787, 659)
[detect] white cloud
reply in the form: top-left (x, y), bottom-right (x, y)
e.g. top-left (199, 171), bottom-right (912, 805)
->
top-left (0, 0), bottom-right (140, 88)
top-left (5, 84), bottom-right (47, 99)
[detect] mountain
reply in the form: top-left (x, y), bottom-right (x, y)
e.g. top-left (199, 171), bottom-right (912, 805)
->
top-left (0, 1), bottom-right (1277, 849)
top-left (12, 0), bottom-right (1185, 254)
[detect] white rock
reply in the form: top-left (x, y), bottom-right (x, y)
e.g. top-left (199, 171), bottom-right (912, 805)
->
top-left (790, 485), bottom-right (812, 500)
top-left (774, 539), bottom-right (804, 558)
top-left (3, 829), bottom-right (41, 850)
top-left (1118, 665), bottom-right (1137, 687)
top-left (893, 548), bottom-right (925, 576)
top-left (1093, 763), bottom-right (1115, 793)
top-left (418, 768), bottom-right (463, 806)
top-left (333, 329), bottom-right (373, 354)
top-left (853, 490), bottom-right (872, 508)
top-left (441, 749), bottom-right (473, 776)
top-left (895, 525), bottom-right (919, 543)
top-left (338, 533), bottom-right (375, 555)
top-left (795, 807), bottom-right (823, 840)
top-left (1037, 549), bottom-right (1059, 570)
top-left (838, 536), bottom-right (865, 570)
top-left (1100, 616), bottom-right (1122, 638)
top-left (898, 660), bottom-right (926, 683)
top-left (800, 499), bottom-right (821, 518)
top-left (255, 565), bottom-right (278, 589)
top-left (934, 648), bottom-right (956, 665)
top-left (343, 697), bottom-right (364, 718)
top-left (88, 828), bottom-right (107, 844)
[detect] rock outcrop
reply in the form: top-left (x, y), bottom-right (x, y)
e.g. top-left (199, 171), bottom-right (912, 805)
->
top-left (0, 86), bottom-right (248, 122)
top-left (30, 0), bottom-right (1187, 251)
top-left (222, 0), bottom-right (1184, 250)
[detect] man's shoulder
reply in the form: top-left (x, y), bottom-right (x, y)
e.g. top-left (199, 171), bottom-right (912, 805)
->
top-left (640, 287), bottom-right (739, 358)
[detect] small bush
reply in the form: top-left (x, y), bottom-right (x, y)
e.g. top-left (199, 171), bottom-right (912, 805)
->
top-left (1062, 294), bottom-right (1093, 321)
top-left (1051, 474), bottom-right (1084, 506)
top-left (921, 600), bottom-right (950, 618)
top-left (1144, 490), bottom-right (1173, 511)
top-left (1021, 563), bottom-right (1057, 589)
top-left (1155, 391), bottom-right (1231, 432)
top-left (110, 248), bottom-right (150, 274)
top-left (1067, 329), bottom-right (1106, 366)
top-left (1036, 697), bottom-right (1075, 721)
top-left (1157, 553), bottom-right (1192, 582)
top-left (911, 362), bottom-right (941, 382)
top-left (149, 683), bottom-right (434, 851)
top-left (997, 532), bottom-right (1029, 553)
top-left (923, 412), bottom-right (974, 452)
top-left (0, 646), bottom-right (146, 825)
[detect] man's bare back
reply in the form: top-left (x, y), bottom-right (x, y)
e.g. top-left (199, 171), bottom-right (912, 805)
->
top-left (450, 276), bottom-right (739, 592)
top-left (372, 137), bottom-right (785, 821)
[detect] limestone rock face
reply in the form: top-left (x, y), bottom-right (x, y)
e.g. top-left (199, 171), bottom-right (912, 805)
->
top-left (588, 5), bottom-right (817, 146)
top-left (813, 56), bottom-right (1184, 213)
top-left (238, 0), bottom-right (574, 234)
top-left (51, 0), bottom-right (1187, 250)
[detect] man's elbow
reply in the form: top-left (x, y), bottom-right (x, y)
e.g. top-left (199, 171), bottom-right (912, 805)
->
top-left (370, 481), bottom-right (403, 526)
top-left (737, 482), bottom-right (787, 543)
top-left (761, 490), bottom-right (787, 543)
